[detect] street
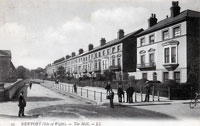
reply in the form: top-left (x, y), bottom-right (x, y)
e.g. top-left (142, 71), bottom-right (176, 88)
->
top-left (0, 82), bottom-right (200, 120)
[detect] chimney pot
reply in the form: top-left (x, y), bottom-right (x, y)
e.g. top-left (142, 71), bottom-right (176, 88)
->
top-left (79, 49), bottom-right (84, 55)
top-left (148, 13), bottom-right (157, 28)
top-left (170, 1), bottom-right (181, 17)
top-left (71, 52), bottom-right (76, 57)
top-left (118, 29), bottom-right (124, 39)
top-left (100, 38), bottom-right (106, 46)
top-left (88, 44), bottom-right (94, 51)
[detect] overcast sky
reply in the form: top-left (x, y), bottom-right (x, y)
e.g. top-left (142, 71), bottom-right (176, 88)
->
top-left (0, 0), bottom-right (199, 70)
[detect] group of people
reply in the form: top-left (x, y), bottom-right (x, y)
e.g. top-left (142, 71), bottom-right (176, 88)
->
top-left (117, 83), bottom-right (135, 103)
top-left (105, 81), bottom-right (152, 108)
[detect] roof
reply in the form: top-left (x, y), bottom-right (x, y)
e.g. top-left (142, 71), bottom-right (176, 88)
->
top-left (53, 28), bottom-right (143, 65)
top-left (137, 10), bottom-right (200, 36)
top-left (0, 50), bottom-right (11, 58)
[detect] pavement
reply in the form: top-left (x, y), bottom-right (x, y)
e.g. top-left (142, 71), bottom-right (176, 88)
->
top-left (40, 80), bottom-right (191, 107)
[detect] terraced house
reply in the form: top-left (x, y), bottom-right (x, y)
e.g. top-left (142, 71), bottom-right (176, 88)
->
top-left (133, 1), bottom-right (200, 83)
top-left (46, 29), bottom-right (143, 80)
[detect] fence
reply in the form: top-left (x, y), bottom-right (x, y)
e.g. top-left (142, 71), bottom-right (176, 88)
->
top-left (40, 80), bottom-right (170, 103)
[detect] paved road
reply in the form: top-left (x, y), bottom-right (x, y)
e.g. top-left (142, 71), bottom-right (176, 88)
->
top-left (26, 83), bottom-right (173, 119)
top-left (1, 82), bottom-right (200, 120)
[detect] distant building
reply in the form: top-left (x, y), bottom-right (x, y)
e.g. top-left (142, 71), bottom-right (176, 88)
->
top-left (133, 1), bottom-right (200, 84)
top-left (0, 50), bottom-right (17, 83)
top-left (46, 29), bottom-right (143, 80)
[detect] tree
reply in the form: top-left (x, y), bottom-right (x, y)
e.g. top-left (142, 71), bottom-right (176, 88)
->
top-left (16, 66), bottom-right (30, 79)
top-left (188, 57), bottom-right (200, 92)
top-left (56, 66), bottom-right (66, 79)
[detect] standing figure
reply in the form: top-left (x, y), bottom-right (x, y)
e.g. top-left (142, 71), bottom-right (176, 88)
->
top-left (109, 89), bottom-right (114, 108)
top-left (18, 91), bottom-right (26, 117)
top-left (129, 85), bottom-right (135, 103)
top-left (73, 84), bottom-right (77, 93)
top-left (105, 81), bottom-right (111, 95)
top-left (126, 84), bottom-right (131, 103)
top-left (144, 81), bottom-right (150, 102)
top-left (117, 84), bottom-right (124, 103)
top-left (29, 82), bottom-right (32, 89)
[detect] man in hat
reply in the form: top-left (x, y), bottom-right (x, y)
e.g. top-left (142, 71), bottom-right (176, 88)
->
top-left (18, 91), bottom-right (26, 117)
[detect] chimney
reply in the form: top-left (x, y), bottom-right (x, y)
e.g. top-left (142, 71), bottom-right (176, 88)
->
top-left (170, 1), bottom-right (181, 17)
top-left (66, 55), bottom-right (71, 59)
top-left (118, 29), bottom-right (124, 39)
top-left (148, 14), bottom-right (157, 28)
top-left (88, 44), bottom-right (94, 51)
top-left (79, 48), bottom-right (84, 55)
top-left (71, 52), bottom-right (76, 57)
top-left (100, 38), bottom-right (106, 46)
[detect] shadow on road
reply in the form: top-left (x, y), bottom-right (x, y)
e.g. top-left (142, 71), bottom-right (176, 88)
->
top-left (26, 96), bottom-right (62, 102)
top-left (27, 104), bottom-right (176, 119)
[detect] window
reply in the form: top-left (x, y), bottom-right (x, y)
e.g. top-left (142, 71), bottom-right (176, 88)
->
top-left (117, 58), bottom-right (121, 66)
top-left (140, 38), bottom-right (145, 46)
top-left (142, 73), bottom-right (147, 79)
top-left (163, 30), bottom-right (169, 40)
top-left (149, 35), bottom-right (155, 44)
top-left (112, 47), bottom-right (115, 53)
top-left (171, 47), bottom-right (176, 63)
top-left (95, 53), bottom-right (97, 58)
top-left (95, 62), bottom-right (97, 68)
top-left (103, 50), bottom-right (105, 56)
top-left (153, 72), bottom-right (157, 81)
top-left (164, 46), bottom-right (177, 64)
top-left (141, 55), bottom-right (145, 65)
top-left (99, 62), bottom-right (101, 70)
top-left (174, 72), bottom-right (180, 83)
top-left (117, 45), bottom-right (121, 52)
top-left (99, 52), bottom-right (101, 57)
top-left (149, 53), bottom-right (155, 63)
top-left (107, 49), bottom-right (110, 55)
top-left (163, 72), bottom-right (169, 82)
top-left (173, 26), bottom-right (181, 37)
top-left (164, 48), bottom-right (170, 63)
top-left (112, 58), bottom-right (115, 66)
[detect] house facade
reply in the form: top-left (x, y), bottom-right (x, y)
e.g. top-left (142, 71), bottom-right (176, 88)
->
top-left (46, 29), bottom-right (143, 80)
top-left (133, 1), bottom-right (200, 83)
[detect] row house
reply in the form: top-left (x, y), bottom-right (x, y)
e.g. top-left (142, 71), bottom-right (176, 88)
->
top-left (46, 29), bottom-right (143, 80)
top-left (133, 1), bottom-right (200, 83)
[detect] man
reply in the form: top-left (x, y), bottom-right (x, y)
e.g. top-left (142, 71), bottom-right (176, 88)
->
top-left (129, 85), bottom-right (135, 103)
top-left (105, 81), bottom-right (111, 95)
top-left (117, 84), bottom-right (124, 103)
top-left (144, 81), bottom-right (150, 102)
top-left (109, 89), bottom-right (114, 108)
top-left (18, 91), bottom-right (26, 117)
top-left (126, 84), bottom-right (130, 103)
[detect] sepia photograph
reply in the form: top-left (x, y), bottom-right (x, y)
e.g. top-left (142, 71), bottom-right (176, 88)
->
top-left (0, 0), bottom-right (200, 126)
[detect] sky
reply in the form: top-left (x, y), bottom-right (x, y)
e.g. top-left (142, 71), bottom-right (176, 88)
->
top-left (0, 0), bottom-right (199, 70)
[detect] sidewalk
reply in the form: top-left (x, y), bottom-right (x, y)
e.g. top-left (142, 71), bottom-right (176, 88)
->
top-left (40, 80), bottom-right (181, 106)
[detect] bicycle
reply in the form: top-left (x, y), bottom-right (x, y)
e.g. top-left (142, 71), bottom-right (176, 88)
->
top-left (190, 92), bottom-right (200, 109)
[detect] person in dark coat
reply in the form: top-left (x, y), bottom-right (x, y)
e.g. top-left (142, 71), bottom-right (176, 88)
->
top-left (126, 84), bottom-right (131, 103)
top-left (29, 82), bottom-right (32, 89)
top-left (73, 84), bottom-right (77, 93)
top-left (109, 89), bottom-right (114, 108)
top-left (105, 81), bottom-right (111, 95)
top-left (117, 84), bottom-right (124, 103)
top-left (129, 85), bottom-right (135, 103)
top-left (18, 91), bottom-right (26, 117)
top-left (144, 81), bottom-right (150, 102)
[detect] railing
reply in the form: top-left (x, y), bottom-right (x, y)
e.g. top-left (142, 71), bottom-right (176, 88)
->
top-left (137, 62), bottom-right (156, 69)
top-left (40, 80), bottom-right (170, 103)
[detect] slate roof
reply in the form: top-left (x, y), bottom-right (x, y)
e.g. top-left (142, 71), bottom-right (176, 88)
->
top-left (53, 28), bottom-right (143, 65)
top-left (0, 50), bottom-right (11, 58)
top-left (137, 10), bottom-right (200, 37)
